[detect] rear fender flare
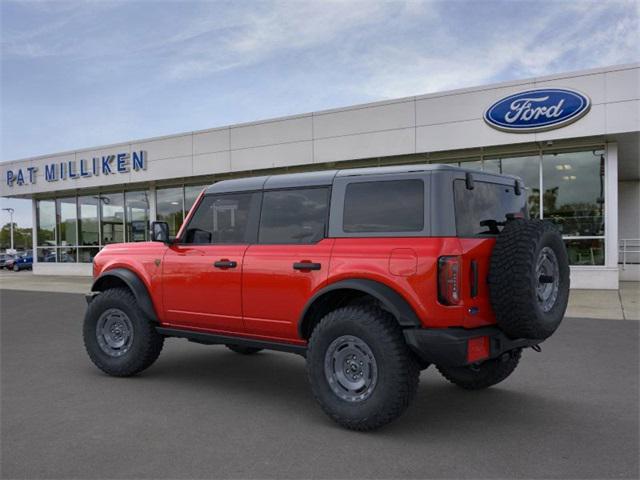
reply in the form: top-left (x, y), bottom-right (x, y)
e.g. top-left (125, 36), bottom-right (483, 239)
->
top-left (91, 268), bottom-right (158, 323)
top-left (298, 278), bottom-right (422, 338)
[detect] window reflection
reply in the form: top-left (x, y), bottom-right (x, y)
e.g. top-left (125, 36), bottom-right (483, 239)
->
top-left (484, 155), bottom-right (541, 218)
top-left (78, 196), bottom-right (99, 246)
top-left (565, 239), bottom-right (605, 265)
top-left (56, 197), bottom-right (77, 247)
top-left (125, 191), bottom-right (150, 242)
top-left (542, 151), bottom-right (605, 236)
top-left (100, 193), bottom-right (124, 244)
top-left (185, 185), bottom-right (205, 214)
top-left (37, 200), bottom-right (56, 246)
top-left (156, 187), bottom-right (184, 236)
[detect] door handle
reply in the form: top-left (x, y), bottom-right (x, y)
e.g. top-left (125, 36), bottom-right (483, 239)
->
top-left (293, 262), bottom-right (321, 271)
top-left (214, 260), bottom-right (237, 269)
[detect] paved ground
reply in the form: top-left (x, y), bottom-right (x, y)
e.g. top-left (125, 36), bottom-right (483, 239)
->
top-left (1, 289), bottom-right (638, 479)
top-left (2, 270), bottom-right (639, 320)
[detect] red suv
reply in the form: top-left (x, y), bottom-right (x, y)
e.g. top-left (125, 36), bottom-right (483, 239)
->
top-left (84, 164), bottom-right (569, 430)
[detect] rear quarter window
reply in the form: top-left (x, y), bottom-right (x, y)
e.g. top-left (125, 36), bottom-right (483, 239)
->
top-left (454, 180), bottom-right (527, 236)
top-left (343, 179), bottom-right (424, 233)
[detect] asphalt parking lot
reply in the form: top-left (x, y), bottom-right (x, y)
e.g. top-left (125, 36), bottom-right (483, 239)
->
top-left (1, 289), bottom-right (638, 479)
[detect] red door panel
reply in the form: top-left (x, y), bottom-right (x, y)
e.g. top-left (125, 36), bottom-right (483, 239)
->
top-left (162, 244), bottom-right (247, 332)
top-left (242, 239), bottom-right (334, 341)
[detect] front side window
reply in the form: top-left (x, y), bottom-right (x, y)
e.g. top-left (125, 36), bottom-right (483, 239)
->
top-left (184, 192), bottom-right (259, 244)
top-left (343, 180), bottom-right (424, 233)
top-left (454, 180), bottom-right (527, 236)
top-left (259, 188), bottom-right (329, 244)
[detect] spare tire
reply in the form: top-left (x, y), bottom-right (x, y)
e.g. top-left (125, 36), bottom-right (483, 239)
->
top-left (488, 219), bottom-right (569, 340)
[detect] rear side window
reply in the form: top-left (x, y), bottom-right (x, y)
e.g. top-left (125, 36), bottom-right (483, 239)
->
top-left (183, 192), bottom-right (259, 244)
top-left (454, 180), bottom-right (527, 236)
top-left (343, 180), bottom-right (424, 233)
top-left (259, 188), bottom-right (329, 244)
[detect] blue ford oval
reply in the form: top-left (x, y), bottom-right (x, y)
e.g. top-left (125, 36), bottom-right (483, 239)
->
top-left (484, 88), bottom-right (591, 132)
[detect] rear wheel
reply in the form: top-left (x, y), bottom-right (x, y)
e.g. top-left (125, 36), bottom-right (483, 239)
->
top-left (306, 305), bottom-right (419, 431)
top-left (437, 349), bottom-right (522, 390)
top-left (226, 344), bottom-right (263, 355)
top-left (83, 287), bottom-right (164, 377)
top-left (13, 264), bottom-right (19, 272)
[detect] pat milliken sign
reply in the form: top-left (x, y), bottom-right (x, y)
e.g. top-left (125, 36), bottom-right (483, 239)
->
top-left (5, 151), bottom-right (147, 187)
top-left (484, 88), bottom-right (591, 133)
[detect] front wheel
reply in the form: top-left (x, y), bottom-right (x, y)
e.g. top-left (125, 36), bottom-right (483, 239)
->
top-left (436, 349), bottom-right (522, 390)
top-left (83, 287), bottom-right (164, 377)
top-left (306, 305), bottom-right (419, 431)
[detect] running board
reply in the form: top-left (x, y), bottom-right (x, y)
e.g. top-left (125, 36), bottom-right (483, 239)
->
top-left (156, 327), bottom-right (307, 356)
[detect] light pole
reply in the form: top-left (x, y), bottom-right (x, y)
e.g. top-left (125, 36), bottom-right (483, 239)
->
top-left (2, 207), bottom-right (14, 251)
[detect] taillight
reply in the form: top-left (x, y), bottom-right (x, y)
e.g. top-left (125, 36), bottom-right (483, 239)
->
top-left (438, 256), bottom-right (461, 305)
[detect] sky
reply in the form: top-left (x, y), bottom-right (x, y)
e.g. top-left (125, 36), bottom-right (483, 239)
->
top-left (1, 0), bottom-right (639, 228)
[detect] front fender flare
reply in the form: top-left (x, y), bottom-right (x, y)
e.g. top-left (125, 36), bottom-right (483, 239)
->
top-left (298, 278), bottom-right (422, 337)
top-left (91, 268), bottom-right (158, 322)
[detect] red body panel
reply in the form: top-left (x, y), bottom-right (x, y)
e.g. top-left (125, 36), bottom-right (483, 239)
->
top-left (242, 239), bottom-right (334, 341)
top-left (92, 235), bottom-right (498, 343)
top-left (161, 244), bottom-right (247, 332)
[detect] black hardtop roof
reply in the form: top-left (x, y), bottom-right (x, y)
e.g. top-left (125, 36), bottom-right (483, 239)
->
top-left (205, 163), bottom-right (520, 194)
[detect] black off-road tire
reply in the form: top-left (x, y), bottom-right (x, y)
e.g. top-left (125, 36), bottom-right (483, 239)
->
top-left (436, 349), bottom-right (522, 390)
top-left (489, 219), bottom-right (569, 340)
top-left (83, 287), bottom-right (164, 377)
top-left (306, 305), bottom-right (419, 431)
top-left (226, 345), bottom-right (263, 355)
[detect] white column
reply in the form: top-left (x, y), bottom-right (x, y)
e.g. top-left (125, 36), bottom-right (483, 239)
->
top-left (605, 142), bottom-right (619, 281)
top-left (31, 198), bottom-right (38, 269)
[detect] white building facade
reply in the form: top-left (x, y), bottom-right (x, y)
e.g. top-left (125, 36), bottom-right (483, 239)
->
top-left (1, 63), bottom-right (638, 289)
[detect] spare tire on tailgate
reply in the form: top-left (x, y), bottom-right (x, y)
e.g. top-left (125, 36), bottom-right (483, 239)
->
top-left (488, 219), bottom-right (570, 340)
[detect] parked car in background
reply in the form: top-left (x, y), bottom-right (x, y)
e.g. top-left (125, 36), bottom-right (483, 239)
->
top-left (0, 253), bottom-right (15, 269)
top-left (11, 252), bottom-right (33, 271)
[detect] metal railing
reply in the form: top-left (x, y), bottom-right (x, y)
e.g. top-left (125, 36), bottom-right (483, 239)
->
top-left (619, 239), bottom-right (640, 269)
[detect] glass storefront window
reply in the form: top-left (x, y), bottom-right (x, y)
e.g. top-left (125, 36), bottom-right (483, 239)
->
top-left (565, 239), bottom-right (605, 266)
top-left (101, 193), bottom-right (124, 244)
top-left (78, 196), bottom-right (100, 246)
top-left (185, 185), bottom-right (206, 214)
top-left (484, 155), bottom-right (541, 218)
top-left (78, 247), bottom-right (100, 263)
top-left (36, 200), bottom-right (56, 246)
top-left (58, 247), bottom-right (77, 263)
top-left (157, 187), bottom-right (184, 236)
top-left (56, 197), bottom-right (77, 247)
top-left (542, 151), bottom-right (605, 236)
top-left (37, 246), bottom-right (56, 263)
top-left (125, 191), bottom-right (150, 242)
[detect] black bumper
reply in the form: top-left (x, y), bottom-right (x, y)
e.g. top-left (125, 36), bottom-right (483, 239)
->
top-left (403, 326), bottom-right (541, 367)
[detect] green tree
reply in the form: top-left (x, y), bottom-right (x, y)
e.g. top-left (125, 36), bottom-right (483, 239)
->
top-left (0, 223), bottom-right (32, 251)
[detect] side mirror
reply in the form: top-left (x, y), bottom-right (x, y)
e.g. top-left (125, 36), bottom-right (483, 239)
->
top-left (150, 221), bottom-right (170, 243)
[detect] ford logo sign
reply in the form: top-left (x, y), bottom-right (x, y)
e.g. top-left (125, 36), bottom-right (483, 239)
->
top-left (484, 88), bottom-right (591, 133)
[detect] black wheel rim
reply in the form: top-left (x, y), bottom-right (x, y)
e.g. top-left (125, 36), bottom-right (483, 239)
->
top-left (96, 308), bottom-right (134, 357)
top-left (536, 246), bottom-right (560, 313)
top-left (324, 335), bottom-right (378, 402)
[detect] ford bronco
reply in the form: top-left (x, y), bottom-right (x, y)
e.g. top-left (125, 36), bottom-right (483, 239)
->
top-left (83, 164), bottom-right (570, 430)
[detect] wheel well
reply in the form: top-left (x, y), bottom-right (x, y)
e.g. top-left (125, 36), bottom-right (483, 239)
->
top-left (92, 275), bottom-right (131, 293)
top-left (299, 289), bottom-right (381, 340)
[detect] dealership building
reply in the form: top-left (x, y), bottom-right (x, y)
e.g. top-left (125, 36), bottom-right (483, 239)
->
top-left (1, 63), bottom-right (638, 289)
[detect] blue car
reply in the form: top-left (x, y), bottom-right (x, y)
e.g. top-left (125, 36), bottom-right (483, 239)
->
top-left (12, 253), bottom-right (33, 271)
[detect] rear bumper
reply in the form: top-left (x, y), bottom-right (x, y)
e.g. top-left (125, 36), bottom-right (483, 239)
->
top-left (403, 326), bottom-right (541, 367)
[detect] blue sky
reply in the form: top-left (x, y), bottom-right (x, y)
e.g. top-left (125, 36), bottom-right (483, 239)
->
top-left (1, 0), bottom-right (639, 228)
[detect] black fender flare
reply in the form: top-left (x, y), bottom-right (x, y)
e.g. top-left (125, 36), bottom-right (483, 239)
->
top-left (298, 278), bottom-right (422, 337)
top-left (91, 268), bottom-right (158, 323)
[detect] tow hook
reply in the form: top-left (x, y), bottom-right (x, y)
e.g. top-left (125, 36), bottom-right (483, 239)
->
top-left (530, 344), bottom-right (542, 353)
